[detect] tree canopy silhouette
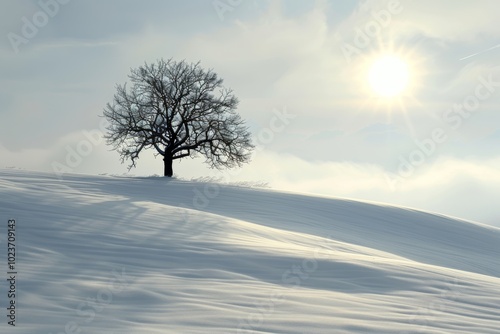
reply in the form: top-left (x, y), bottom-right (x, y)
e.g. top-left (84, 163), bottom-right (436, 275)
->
top-left (103, 58), bottom-right (253, 177)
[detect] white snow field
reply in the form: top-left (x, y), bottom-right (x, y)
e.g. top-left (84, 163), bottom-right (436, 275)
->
top-left (0, 169), bottom-right (499, 334)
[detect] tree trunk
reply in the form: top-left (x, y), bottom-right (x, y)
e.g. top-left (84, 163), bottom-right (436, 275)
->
top-left (163, 155), bottom-right (173, 177)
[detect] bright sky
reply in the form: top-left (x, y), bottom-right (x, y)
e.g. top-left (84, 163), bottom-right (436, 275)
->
top-left (1, 0), bottom-right (500, 226)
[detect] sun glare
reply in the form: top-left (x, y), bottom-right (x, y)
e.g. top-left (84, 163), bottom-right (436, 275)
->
top-left (368, 55), bottom-right (410, 98)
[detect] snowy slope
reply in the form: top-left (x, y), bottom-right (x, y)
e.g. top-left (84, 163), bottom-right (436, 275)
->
top-left (0, 169), bottom-right (499, 334)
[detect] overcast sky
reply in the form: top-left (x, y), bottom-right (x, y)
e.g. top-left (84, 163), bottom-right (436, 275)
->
top-left (2, 0), bottom-right (500, 227)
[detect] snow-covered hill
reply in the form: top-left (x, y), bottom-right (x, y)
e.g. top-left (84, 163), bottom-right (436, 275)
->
top-left (0, 169), bottom-right (499, 333)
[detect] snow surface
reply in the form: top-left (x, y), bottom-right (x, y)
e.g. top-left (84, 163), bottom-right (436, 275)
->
top-left (0, 169), bottom-right (499, 333)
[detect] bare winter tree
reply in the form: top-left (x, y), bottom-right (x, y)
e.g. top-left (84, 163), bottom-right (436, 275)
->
top-left (103, 59), bottom-right (254, 177)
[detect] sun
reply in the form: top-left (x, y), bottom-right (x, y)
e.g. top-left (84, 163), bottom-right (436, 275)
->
top-left (355, 46), bottom-right (425, 114)
top-left (368, 55), bottom-right (410, 98)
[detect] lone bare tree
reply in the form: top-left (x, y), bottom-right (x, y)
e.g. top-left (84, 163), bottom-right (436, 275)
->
top-left (103, 59), bottom-right (253, 177)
